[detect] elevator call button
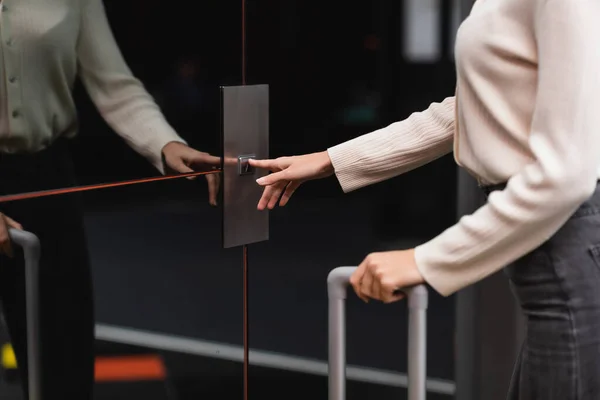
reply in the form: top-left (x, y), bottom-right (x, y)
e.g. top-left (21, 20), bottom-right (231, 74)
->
top-left (238, 155), bottom-right (256, 176)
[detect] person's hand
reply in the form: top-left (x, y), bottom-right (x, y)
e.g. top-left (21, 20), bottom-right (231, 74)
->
top-left (350, 249), bottom-right (425, 303)
top-left (249, 151), bottom-right (334, 210)
top-left (162, 142), bottom-right (221, 206)
top-left (0, 213), bottom-right (22, 258)
top-left (203, 174), bottom-right (220, 206)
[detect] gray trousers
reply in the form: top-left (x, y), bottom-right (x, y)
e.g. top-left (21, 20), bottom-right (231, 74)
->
top-left (496, 184), bottom-right (600, 399)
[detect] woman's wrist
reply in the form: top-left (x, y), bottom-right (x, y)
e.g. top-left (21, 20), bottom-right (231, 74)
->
top-left (317, 150), bottom-right (335, 177)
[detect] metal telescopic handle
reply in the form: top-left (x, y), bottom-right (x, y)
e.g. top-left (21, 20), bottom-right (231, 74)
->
top-left (9, 228), bottom-right (42, 400)
top-left (327, 266), bottom-right (428, 400)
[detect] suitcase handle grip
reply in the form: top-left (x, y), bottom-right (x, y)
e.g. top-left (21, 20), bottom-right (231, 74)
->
top-left (327, 266), bottom-right (428, 400)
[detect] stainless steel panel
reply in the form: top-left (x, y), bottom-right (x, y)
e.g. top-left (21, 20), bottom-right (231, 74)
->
top-left (221, 85), bottom-right (269, 248)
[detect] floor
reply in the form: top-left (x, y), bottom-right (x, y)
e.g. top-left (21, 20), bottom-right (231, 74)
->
top-left (0, 340), bottom-right (452, 400)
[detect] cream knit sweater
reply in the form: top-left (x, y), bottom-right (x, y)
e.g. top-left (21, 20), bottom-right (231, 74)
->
top-left (0, 0), bottom-right (185, 172)
top-left (328, 0), bottom-right (600, 296)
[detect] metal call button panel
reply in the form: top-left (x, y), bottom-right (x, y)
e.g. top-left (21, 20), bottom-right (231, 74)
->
top-left (221, 85), bottom-right (269, 248)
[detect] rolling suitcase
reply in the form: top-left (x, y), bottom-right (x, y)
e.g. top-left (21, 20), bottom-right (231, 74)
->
top-left (327, 266), bottom-right (428, 400)
top-left (9, 229), bottom-right (42, 400)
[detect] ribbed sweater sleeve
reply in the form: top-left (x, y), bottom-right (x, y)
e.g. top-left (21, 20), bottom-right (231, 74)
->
top-left (327, 97), bottom-right (455, 193)
top-left (76, 0), bottom-right (186, 173)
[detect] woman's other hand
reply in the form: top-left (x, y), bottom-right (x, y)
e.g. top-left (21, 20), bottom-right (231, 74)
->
top-left (249, 151), bottom-right (334, 210)
top-left (0, 213), bottom-right (22, 257)
top-left (162, 141), bottom-right (221, 206)
top-left (350, 249), bottom-right (425, 303)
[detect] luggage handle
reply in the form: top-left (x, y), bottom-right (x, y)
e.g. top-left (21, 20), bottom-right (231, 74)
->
top-left (9, 228), bottom-right (42, 400)
top-left (327, 266), bottom-right (428, 400)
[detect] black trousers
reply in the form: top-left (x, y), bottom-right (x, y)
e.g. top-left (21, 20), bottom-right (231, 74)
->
top-left (0, 140), bottom-right (94, 399)
top-left (485, 183), bottom-right (600, 399)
